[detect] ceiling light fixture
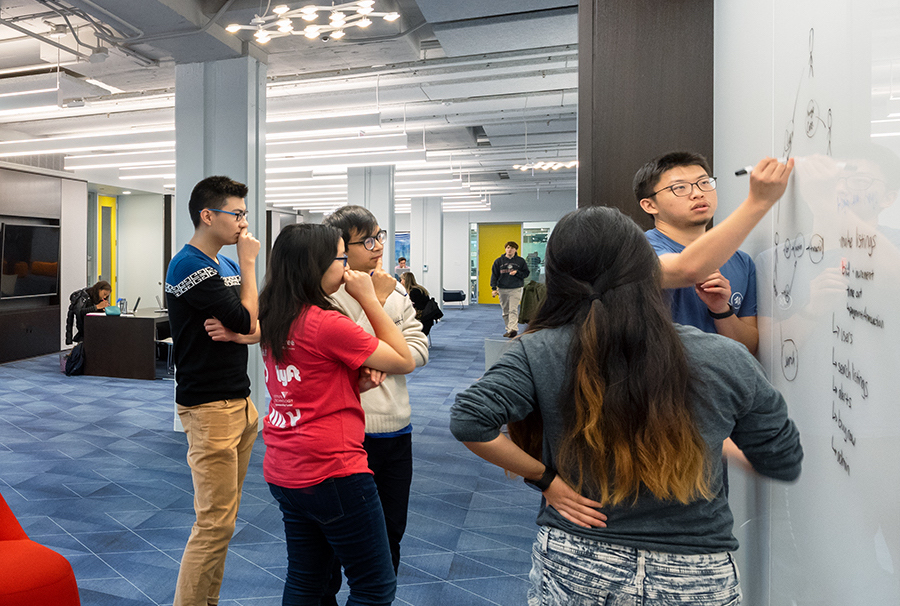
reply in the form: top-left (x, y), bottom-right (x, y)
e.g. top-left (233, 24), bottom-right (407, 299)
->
top-left (225, 1), bottom-right (401, 42)
top-left (512, 160), bottom-right (578, 171)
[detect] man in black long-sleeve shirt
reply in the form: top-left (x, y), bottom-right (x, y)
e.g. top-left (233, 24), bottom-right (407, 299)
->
top-left (165, 176), bottom-right (260, 606)
top-left (490, 241), bottom-right (529, 338)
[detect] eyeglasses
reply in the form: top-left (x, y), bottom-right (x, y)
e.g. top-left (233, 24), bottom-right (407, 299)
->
top-left (348, 229), bottom-right (387, 251)
top-left (839, 175), bottom-right (882, 191)
top-left (650, 177), bottom-right (717, 197)
top-left (334, 255), bottom-right (348, 267)
top-left (207, 208), bottom-right (249, 222)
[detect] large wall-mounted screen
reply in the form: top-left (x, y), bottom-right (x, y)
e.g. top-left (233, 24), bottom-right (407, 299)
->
top-left (0, 223), bottom-right (60, 298)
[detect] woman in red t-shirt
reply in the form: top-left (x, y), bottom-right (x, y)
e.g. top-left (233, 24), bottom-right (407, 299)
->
top-left (259, 223), bottom-right (415, 606)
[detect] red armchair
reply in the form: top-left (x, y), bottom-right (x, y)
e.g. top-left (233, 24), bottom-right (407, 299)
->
top-left (0, 491), bottom-right (80, 605)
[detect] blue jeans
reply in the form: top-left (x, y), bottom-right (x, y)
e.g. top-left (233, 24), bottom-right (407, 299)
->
top-left (528, 527), bottom-right (741, 606)
top-left (269, 474), bottom-right (396, 606)
top-left (325, 433), bottom-right (414, 603)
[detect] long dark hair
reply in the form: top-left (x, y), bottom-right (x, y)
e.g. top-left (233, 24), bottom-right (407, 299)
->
top-left (87, 280), bottom-right (111, 304)
top-left (509, 206), bottom-right (712, 505)
top-left (259, 223), bottom-right (342, 363)
top-left (400, 271), bottom-right (420, 290)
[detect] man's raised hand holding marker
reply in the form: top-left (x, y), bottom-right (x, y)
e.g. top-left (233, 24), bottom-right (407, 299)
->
top-left (634, 153), bottom-right (793, 353)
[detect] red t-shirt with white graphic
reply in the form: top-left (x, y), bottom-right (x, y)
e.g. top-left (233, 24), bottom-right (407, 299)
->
top-left (262, 305), bottom-right (379, 489)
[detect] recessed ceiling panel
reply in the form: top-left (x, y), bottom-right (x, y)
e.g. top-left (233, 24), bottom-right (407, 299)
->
top-left (414, 0), bottom-right (576, 23)
top-left (431, 10), bottom-right (577, 57)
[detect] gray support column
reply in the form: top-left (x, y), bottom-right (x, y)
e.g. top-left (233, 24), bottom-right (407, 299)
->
top-left (410, 197), bottom-right (443, 305)
top-left (347, 166), bottom-right (396, 270)
top-left (173, 56), bottom-right (267, 429)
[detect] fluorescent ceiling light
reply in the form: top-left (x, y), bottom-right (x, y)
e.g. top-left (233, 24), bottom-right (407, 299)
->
top-left (266, 133), bottom-right (407, 158)
top-left (0, 87), bottom-right (58, 99)
top-left (66, 151), bottom-right (175, 170)
top-left (0, 130), bottom-right (175, 157)
top-left (118, 165), bottom-right (177, 179)
top-left (395, 184), bottom-right (470, 192)
top-left (267, 112), bottom-right (381, 137)
top-left (394, 178), bottom-right (461, 185)
top-left (66, 149), bottom-right (174, 160)
top-left (0, 89), bottom-right (58, 113)
top-left (119, 171), bottom-right (176, 180)
top-left (270, 203), bottom-right (346, 210)
top-left (268, 194), bottom-right (349, 201)
top-left (266, 190), bottom-right (347, 198)
top-left (0, 62), bottom-right (79, 77)
top-left (394, 169), bottom-right (457, 178)
top-left (267, 183), bottom-right (346, 192)
top-left (0, 104), bottom-right (60, 118)
top-left (266, 149), bottom-right (427, 171)
top-left (264, 171), bottom-right (316, 181)
top-left (67, 158), bottom-right (174, 170)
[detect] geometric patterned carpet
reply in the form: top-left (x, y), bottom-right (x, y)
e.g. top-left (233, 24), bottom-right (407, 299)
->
top-left (0, 304), bottom-right (540, 605)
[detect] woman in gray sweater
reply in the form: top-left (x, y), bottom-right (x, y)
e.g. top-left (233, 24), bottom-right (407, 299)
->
top-left (450, 206), bottom-right (802, 605)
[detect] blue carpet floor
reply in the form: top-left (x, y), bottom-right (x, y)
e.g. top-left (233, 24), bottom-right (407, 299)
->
top-left (0, 304), bottom-right (541, 606)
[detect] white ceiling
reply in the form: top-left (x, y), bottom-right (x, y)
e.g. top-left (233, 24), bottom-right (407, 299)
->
top-left (0, 0), bottom-right (578, 212)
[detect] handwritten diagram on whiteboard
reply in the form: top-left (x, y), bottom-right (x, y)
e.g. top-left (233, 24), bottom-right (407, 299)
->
top-left (743, 5), bottom-right (900, 604)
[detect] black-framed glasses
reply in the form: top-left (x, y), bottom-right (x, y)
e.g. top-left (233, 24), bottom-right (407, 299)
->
top-left (839, 175), bottom-right (882, 191)
top-left (650, 177), bottom-right (717, 198)
top-left (334, 255), bottom-right (349, 267)
top-left (207, 208), bottom-right (249, 222)
top-left (348, 229), bottom-right (387, 251)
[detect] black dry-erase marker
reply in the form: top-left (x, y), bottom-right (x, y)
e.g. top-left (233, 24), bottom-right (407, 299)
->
top-left (734, 157), bottom-right (789, 176)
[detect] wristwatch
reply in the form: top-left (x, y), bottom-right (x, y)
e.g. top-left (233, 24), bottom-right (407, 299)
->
top-left (708, 304), bottom-right (734, 319)
top-left (524, 467), bottom-right (557, 492)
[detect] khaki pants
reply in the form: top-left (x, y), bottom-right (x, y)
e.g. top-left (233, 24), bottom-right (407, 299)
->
top-left (174, 397), bottom-right (259, 606)
top-left (498, 287), bottom-right (524, 332)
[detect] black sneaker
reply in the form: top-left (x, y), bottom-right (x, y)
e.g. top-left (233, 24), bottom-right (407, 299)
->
top-left (506, 330), bottom-right (517, 338)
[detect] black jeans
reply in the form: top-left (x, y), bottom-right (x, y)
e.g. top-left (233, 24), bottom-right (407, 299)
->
top-left (323, 433), bottom-right (413, 603)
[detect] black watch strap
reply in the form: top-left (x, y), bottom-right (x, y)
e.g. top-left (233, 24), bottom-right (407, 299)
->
top-left (524, 467), bottom-right (557, 492)
top-left (708, 304), bottom-right (734, 319)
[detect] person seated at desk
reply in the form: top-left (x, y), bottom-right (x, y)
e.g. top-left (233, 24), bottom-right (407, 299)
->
top-left (401, 272), bottom-right (440, 336)
top-left (65, 280), bottom-right (111, 345)
top-left (394, 256), bottom-right (411, 280)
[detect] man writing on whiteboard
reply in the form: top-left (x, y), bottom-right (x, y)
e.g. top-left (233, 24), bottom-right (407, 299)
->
top-left (633, 152), bottom-right (794, 354)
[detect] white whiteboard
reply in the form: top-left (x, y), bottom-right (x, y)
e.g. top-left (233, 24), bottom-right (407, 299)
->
top-left (715, 1), bottom-right (900, 604)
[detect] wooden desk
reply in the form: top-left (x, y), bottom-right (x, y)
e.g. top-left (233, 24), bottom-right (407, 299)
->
top-left (84, 310), bottom-right (169, 380)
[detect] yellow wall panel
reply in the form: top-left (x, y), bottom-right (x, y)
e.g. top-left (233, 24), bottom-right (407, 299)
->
top-left (477, 223), bottom-right (522, 304)
top-left (97, 195), bottom-right (117, 299)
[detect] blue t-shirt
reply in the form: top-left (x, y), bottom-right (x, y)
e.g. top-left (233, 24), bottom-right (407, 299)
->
top-left (645, 229), bottom-right (757, 334)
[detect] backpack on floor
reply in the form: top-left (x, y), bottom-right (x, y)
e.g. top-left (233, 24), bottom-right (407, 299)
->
top-left (64, 343), bottom-right (85, 376)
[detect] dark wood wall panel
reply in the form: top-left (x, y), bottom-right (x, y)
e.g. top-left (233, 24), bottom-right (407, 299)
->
top-left (578, 0), bottom-right (714, 230)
